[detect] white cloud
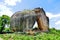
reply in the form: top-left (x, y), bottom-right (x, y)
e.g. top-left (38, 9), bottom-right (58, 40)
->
top-left (0, 0), bottom-right (21, 17)
top-left (46, 12), bottom-right (60, 19)
top-left (46, 12), bottom-right (60, 29)
top-left (46, 12), bottom-right (53, 19)
top-left (0, 4), bottom-right (13, 17)
top-left (4, 0), bottom-right (21, 6)
top-left (55, 21), bottom-right (60, 25)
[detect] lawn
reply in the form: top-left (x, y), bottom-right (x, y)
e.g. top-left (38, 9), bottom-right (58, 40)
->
top-left (0, 28), bottom-right (60, 40)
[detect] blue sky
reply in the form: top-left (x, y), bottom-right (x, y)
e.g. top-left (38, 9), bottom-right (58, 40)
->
top-left (0, 0), bottom-right (60, 29)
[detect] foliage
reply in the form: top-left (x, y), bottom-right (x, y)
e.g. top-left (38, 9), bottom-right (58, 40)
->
top-left (0, 15), bottom-right (10, 32)
top-left (3, 27), bottom-right (11, 32)
top-left (0, 28), bottom-right (60, 40)
top-left (1, 15), bottom-right (10, 24)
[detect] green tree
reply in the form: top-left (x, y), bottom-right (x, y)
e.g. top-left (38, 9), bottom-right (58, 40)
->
top-left (0, 15), bottom-right (10, 32)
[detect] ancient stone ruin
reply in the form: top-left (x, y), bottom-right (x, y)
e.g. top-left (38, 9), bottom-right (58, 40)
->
top-left (34, 8), bottom-right (49, 32)
top-left (10, 7), bottom-right (49, 33)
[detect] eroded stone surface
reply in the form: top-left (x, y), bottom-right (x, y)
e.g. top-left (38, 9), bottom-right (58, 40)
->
top-left (34, 7), bottom-right (49, 32)
top-left (10, 7), bottom-right (49, 33)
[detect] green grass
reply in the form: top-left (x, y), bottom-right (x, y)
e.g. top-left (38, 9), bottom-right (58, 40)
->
top-left (0, 28), bottom-right (60, 40)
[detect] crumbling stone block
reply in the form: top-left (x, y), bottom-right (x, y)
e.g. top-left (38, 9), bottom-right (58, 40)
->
top-left (10, 7), bottom-right (49, 33)
top-left (34, 7), bottom-right (49, 32)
